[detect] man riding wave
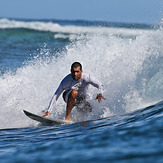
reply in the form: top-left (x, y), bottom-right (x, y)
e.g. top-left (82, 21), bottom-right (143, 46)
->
top-left (42, 62), bottom-right (106, 121)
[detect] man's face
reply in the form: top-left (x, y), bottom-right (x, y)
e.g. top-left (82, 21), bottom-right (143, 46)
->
top-left (71, 66), bottom-right (82, 81)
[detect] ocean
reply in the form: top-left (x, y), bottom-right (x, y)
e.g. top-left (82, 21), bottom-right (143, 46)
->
top-left (0, 18), bottom-right (163, 162)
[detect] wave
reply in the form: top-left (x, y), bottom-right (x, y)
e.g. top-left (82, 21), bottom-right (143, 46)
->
top-left (0, 18), bottom-right (154, 36)
top-left (0, 100), bottom-right (163, 163)
top-left (0, 18), bottom-right (163, 129)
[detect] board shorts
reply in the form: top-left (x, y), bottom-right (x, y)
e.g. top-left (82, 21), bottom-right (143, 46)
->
top-left (62, 90), bottom-right (92, 112)
top-left (63, 89), bottom-right (72, 103)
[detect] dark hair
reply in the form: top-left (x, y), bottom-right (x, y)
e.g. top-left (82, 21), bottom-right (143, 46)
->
top-left (71, 62), bottom-right (82, 70)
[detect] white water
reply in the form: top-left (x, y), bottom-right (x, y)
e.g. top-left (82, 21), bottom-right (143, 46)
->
top-left (0, 19), bottom-right (163, 129)
top-left (0, 18), bottom-right (151, 36)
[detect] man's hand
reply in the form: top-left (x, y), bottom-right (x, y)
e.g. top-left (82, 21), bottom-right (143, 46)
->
top-left (41, 111), bottom-right (50, 117)
top-left (95, 94), bottom-right (106, 103)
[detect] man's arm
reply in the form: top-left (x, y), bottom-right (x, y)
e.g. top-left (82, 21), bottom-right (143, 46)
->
top-left (42, 82), bottom-right (64, 116)
top-left (95, 93), bottom-right (106, 103)
top-left (88, 74), bottom-right (106, 102)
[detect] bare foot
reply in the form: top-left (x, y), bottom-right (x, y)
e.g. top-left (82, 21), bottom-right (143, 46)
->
top-left (65, 117), bottom-right (72, 122)
top-left (41, 111), bottom-right (50, 117)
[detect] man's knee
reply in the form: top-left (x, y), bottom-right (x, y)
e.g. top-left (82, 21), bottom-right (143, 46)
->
top-left (70, 90), bottom-right (78, 99)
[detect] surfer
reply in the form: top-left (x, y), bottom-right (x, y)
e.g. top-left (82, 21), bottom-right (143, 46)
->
top-left (42, 62), bottom-right (106, 121)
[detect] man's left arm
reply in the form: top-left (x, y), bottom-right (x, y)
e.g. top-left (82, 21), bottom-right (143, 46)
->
top-left (95, 93), bottom-right (106, 103)
top-left (88, 74), bottom-right (106, 103)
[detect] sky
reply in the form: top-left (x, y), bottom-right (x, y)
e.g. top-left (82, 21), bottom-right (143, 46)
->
top-left (0, 0), bottom-right (163, 25)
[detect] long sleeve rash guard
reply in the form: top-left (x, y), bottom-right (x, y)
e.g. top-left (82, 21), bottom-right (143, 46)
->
top-left (46, 73), bottom-right (104, 112)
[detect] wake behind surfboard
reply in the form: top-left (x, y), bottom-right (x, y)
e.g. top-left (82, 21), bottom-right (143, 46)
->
top-left (23, 110), bottom-right (73, 125)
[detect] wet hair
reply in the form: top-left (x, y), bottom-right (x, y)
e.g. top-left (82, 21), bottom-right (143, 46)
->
top-left (71, 62), bottom-right (82, 71)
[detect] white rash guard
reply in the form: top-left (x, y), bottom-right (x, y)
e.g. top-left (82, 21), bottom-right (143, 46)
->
top-left (46, 73), bottom-right (104, 112)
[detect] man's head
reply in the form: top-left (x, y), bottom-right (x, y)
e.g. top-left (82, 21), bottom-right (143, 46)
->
top-left (71, 62), bottom-right (83, 81)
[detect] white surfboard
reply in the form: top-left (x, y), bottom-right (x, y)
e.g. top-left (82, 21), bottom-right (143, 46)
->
top-left (23, 110), bottom-right (73, 125)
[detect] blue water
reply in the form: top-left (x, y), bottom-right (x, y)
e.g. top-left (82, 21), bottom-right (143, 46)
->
top-left (0, 18), bottom-right (163, 162)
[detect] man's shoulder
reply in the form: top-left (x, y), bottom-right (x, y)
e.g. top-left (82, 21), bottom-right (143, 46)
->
top-left (82, 72), bottom-right (91, 81)
top-left (82, 72), bottom-right (100, 83)
top-left (82, 72), bottom-right (89, 77)
top-left (62, 74), bottom-right (72, 82)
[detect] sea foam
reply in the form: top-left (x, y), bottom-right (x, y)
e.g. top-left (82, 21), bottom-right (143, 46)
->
top-left (0, 19), bottom-right (162, 129)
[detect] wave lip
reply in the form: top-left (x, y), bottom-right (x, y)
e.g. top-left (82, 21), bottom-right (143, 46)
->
top-left (0, 18), bottom-right (152, 36)
top-left (0, 18), bottom-right (162, 129)
top-left (0, 18), bottom-right (61, 31)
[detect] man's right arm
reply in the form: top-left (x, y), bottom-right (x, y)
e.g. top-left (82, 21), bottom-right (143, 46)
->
top-left (42, 74), bottom-right (72, 116)
top-left (42, 82), bottom-right (64, 116)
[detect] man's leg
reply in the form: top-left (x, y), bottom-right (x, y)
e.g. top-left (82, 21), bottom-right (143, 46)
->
top-left (65, 90), bottom-right (78, 121)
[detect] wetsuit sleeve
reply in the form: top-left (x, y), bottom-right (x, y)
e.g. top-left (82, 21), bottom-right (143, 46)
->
top-left (46, 82), bottom-right (64, 112)
top-left (89, 74), bottom-right (104, 94)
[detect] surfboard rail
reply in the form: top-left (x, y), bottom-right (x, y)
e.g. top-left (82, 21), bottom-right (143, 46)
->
top-left (23, 110), bottom-right (73, 125)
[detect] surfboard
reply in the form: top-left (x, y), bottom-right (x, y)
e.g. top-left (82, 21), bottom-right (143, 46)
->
top-left (23, 110), bottom-right (73, 125)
